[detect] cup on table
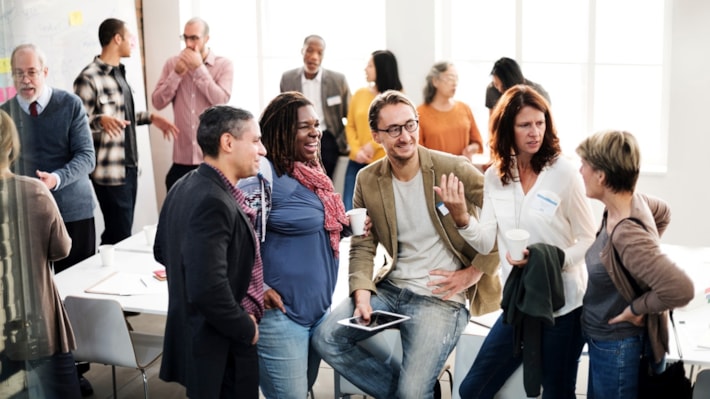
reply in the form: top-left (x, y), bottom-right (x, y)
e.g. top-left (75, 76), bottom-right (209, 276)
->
top-left (99, 244), bottom-right (115, 267)
top-left (346, 208), bottom-right (367, 236)
top-left (143, 224), bottom-right (157, 246)
top-left (505, 229), bottom-right (530, 261)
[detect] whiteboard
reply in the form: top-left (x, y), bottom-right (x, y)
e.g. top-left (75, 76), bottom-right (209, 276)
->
top-left (0, 0), bottom-right (159, 236)
top-left (0, 0), bottom-right (144, 104)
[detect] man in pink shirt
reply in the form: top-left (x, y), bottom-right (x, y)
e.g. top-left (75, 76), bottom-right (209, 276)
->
top-left (152, 17), bottom-right (234, 191)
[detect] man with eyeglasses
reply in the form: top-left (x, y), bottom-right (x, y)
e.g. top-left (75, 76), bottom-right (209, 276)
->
top-left (74, 18), bottom-right (177, 246)
top-left (1, 43), bottom-right (96, 274)
top-left (313, 90), bottom-right (501, 398)
top-left (152, 17), bottom-right (233, 191)
top-left (280, 35), bottom-right (350, 180)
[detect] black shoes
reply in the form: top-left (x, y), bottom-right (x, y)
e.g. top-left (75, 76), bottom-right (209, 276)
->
top-left (79, 376), bottom-right (94, 397)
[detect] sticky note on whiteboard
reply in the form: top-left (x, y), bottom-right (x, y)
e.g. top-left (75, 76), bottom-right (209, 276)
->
top-left (69, 11), bottom-right (83, 26)
top-left (0, 58), bottom-right (10, 74)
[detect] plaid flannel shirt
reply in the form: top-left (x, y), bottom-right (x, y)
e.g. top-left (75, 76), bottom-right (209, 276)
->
top-left (73, 56), bottom-right (151, 185)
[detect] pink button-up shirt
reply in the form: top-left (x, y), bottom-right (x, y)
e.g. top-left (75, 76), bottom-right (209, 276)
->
top-left (152, 50), bottom-right (234, 165)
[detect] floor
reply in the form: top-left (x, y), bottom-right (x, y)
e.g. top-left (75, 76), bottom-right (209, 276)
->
top-left (77, 232), bottom-right (589, 399)
top-left (75, 313), bottom-right (591, 399)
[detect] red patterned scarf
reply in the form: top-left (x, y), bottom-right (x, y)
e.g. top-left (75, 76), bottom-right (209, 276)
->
top-left (291, 161), bottom-right (348, 257)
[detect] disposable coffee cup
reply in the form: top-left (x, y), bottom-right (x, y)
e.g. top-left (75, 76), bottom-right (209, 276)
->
top-left (505, 229), bottom-right (530, 261)
top-left (99, 244), bottom-right (115, 267)
top-left (346, 208), bottom-right (367, 236)
top-left (143, 224), bottom-right (157, 246)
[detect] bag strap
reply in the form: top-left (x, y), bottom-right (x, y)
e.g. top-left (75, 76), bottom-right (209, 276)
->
top-left (610, 217), bottom-right (646, 298)
top-left (669, 310), bottom-right (682, 359)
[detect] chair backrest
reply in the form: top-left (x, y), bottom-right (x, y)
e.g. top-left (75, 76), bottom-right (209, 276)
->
top-left (694, 369), bottom-right (710, 399)
top-left (64, 296), bottom-right (139, 368)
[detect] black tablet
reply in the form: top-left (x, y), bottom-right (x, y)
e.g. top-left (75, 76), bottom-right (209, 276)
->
top-left (337, 310), bottom-right (411, 331)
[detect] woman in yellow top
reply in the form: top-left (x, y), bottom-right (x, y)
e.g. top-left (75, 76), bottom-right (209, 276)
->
top-left (343, 50), bottom-right (402, 210)
top-left (418, 62), bottom-right (483, 160)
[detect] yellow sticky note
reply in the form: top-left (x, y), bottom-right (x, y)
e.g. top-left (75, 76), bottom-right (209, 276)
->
top-left (69, 11), bottom-right (83, 26)
top-left (0, 58), bottom-right (10, 74)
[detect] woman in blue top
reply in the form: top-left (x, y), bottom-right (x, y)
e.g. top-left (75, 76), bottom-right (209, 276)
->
top-left (257, 91), bottom-right (349, 399)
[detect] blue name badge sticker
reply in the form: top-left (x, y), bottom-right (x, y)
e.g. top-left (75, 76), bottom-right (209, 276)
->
top-left (532, 191), bottom-right (560, 216)
top-left (437, 201), bottom-right (450, 216)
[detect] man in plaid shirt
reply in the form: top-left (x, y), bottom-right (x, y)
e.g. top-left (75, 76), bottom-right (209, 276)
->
top-left (74, 18), bottom-right (177, 245)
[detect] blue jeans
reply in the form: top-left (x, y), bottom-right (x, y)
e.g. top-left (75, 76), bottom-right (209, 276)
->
top-left (312, 280), bottom-right (469, 399)
top-left (257, 309), bottom-right (327, 399)
top-left (343, 160), bottom-right (366, 211)
top-left (459, 307), bottom-right (584, 399)
top-left (92, 166), bottom-right (137, 245)
top-left (586, 334), bottom-right (644, 399)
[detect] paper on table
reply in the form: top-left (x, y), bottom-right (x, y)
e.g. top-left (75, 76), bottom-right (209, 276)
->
top-left (85, 271), bottom-right (164, 296)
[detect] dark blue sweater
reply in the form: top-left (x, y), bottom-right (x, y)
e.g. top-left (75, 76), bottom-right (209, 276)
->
top-left (1, 89), bottom-right (95, 222)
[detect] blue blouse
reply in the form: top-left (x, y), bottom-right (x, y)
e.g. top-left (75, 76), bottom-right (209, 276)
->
top-left (261, 168), bottom-right (339, 326)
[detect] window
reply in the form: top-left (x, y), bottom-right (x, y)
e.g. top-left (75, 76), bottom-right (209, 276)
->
top-left (199, 0), bottom-right (385, 116)
top-left (447, 0), bottom-right (669, 170)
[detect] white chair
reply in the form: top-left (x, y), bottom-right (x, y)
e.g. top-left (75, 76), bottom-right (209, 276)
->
top-left (63, 296), bottom-right (164, 399)
top-left (334, 329), bottom-right (452, 398)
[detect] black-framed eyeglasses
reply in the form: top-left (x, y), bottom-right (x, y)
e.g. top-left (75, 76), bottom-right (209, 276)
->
top-left (375, 119), bottom-right (419, 138)
top-left (180, 34), bottom-right (202, 42)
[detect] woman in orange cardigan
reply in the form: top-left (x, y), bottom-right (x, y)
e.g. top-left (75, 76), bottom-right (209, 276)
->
top-left (418, 61), bottom-right (483, 160)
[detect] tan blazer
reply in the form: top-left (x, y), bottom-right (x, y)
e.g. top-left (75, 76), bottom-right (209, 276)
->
top-left (349, 146), bottom-right (501, 315)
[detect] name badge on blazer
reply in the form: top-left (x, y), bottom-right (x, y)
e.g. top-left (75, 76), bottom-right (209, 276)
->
top-left (326, 95), bottom-right (342, 106)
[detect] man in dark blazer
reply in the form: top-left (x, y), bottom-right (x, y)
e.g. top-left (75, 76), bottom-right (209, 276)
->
top-left (280, 34), bottom-right (351, 179)
top-left (154, 105), bottom-right (266, 398)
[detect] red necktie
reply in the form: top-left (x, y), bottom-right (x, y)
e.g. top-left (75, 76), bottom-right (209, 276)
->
top-left (29, 101), bottom-right (38, 117)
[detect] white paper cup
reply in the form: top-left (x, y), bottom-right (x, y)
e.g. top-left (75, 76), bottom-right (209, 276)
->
top-left (99, 244), bottom-right (115, 267)
top-left (505, 229), bottom-right (530, 261)
top-left (346, 208), bottom-right (367, 236)
top-left (143, 224), bottom-right (157, 246)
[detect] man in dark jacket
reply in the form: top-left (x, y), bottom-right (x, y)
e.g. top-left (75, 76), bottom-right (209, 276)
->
top-left (154, 105), bottom-right (266, 398)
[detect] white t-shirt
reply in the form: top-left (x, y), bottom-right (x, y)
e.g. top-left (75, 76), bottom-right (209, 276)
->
top-left (387, 171), bottom-right (465, 304)
top-left (300, 69), bottom-right (328, 132)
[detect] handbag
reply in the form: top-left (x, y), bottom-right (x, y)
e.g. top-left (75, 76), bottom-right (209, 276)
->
top-left (637, 311), bottom-right (693, 399)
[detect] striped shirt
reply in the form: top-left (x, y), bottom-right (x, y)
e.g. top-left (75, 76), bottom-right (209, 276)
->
top-left (206, 164), bottom-right (265, 321)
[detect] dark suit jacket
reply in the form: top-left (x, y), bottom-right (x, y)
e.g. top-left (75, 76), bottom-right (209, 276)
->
top-left (280, 67), bottom-right (351, 153)
top-left (154, 164), bottom-right (257, 398)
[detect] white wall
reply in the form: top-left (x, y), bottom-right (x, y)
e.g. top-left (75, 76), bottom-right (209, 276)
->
top-left (142, 0), bottom-right (710, 247)
top-left (143, 0), bottom-right (183, 207)
top-left (634, 0), bottom-right (710, 246)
